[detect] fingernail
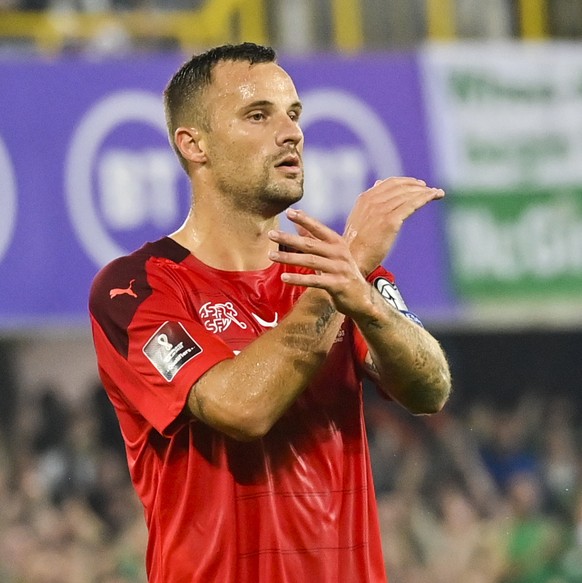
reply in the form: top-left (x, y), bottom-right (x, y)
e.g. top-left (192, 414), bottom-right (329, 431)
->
top-left (286, 208), bottom-right (298, 218)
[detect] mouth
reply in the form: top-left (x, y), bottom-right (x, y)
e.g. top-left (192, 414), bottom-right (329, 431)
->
top-left (274, 154), bottom-right (302, 175)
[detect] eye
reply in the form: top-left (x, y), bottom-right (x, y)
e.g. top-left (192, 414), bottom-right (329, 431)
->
top-left (249, 111), bottom-right (266, 121)
top-left (288, 110), bottom-right (301, 122)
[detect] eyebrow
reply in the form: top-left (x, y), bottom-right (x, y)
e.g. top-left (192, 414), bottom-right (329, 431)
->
top-left (242, 100), bottom-right (303, 112)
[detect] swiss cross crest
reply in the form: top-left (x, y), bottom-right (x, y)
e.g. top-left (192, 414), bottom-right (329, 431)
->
top-left (199, 301), bottom-right (248, 333)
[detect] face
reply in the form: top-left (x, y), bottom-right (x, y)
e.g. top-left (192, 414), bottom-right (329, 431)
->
top-left (199, 60), bottom-right (304, 216)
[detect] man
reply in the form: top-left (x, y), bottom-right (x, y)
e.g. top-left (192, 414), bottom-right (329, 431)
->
top-left (89, 42), bottom-right (451, 583)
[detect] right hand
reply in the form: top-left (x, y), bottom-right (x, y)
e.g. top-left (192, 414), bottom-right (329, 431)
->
top-left (268, 209), bottom-right (372, 319)
top-left (343, 177), bottom-right (445, 276)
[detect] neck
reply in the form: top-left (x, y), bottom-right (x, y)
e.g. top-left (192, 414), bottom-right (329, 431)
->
top-left (170, 201), bottom-right (281, 272)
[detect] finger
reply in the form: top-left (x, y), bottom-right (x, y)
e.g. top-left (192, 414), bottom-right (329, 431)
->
top-left (391, 186), bottom-right (445, 205)
top-left (373, 181), bottom-right (443, 199)
top-left (368, 189), bottom-right (442, 230)
top-left (361, 183), bottom-right (441, 210)
top-left (294, 224), bottom-right (312, 238)
top-left (269, 230), bottom-right (344, 263)
top-left (268, 229), bottom-right (329, 255)
top-left (284, 208), bottom-right (339, 243)
top-left (269, 248), bottom-right (338, 273)
top-left (280, 271), bottom-right (330, 288)
top-left (367, 186), bottom-right (445, 215)
top-left (389, 187), bottom-right (445, 216)
top-left (372, 176), bottom-right (427, 189)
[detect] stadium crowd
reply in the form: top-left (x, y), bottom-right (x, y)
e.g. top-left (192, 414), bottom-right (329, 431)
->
top-left (2, 375), bottom-right (582, 583)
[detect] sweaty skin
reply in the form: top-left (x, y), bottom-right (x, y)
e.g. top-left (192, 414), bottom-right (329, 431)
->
top-left (169, 60), bottom-right (450, 440)
top-left (89, 46), bottom-right (453, 583)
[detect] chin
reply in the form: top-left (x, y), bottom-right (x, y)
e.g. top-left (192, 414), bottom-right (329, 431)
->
top-left (260, 191), bottom-right (303, 217)
top-left (288, 186), bottom-right (304, 204)
top-left (271, 181), bottom-right (303, 202)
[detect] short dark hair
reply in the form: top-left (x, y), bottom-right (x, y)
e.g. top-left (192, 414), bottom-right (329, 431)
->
top-left (164, 43), bottom-right (277, 169)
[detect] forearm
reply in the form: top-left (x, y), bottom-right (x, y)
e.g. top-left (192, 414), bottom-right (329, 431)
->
top-left (355, 286), bottom-right (451, 414)
top-left (187, 288), bottom-right (343, 440)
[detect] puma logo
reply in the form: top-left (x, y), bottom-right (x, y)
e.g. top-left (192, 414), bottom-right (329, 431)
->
top-left (110, 279), bottom-right (137, 299)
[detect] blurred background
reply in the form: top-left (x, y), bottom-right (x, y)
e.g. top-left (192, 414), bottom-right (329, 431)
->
top-left (1, 1), bottom-right (582, 581)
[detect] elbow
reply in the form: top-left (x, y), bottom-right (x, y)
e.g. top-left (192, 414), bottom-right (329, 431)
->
top-left (409, 395), bottom-right (447, 416)
top-left (391, 361), bottom-right (451, 415)
top-left (227, 422), bottom-right (270, 442)
top-left (214, 408), bottom-right (276, 442)
top-left (408, 372), bottom-right (452, 416)
top-left (230, 428), bottom-right (268, 442)
top-left (187, 375), bottom-right (276, 442)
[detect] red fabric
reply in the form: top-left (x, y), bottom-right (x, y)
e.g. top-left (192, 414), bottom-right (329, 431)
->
top-left (89, 238), bottom-right (389, 583)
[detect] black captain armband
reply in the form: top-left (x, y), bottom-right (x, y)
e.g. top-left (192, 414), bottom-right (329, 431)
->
top-left (372, 276), bottom-right (424, 328)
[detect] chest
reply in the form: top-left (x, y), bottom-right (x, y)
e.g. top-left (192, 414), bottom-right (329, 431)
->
top-left (179, 267), bottom-right (360, 400)
top-left (178, 268), bottom-right (298, 353)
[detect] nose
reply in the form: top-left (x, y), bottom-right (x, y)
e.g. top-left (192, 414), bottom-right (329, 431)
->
top-left (275, 113), bottom-right (303, 148)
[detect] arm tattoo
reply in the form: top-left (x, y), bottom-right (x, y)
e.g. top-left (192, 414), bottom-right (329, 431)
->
top-left (315, 302), bottom-right (336, 335)
top-left (360, 286), bottom-right (387, 332)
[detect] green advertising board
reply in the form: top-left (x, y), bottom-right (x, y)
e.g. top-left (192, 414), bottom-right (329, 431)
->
top-left (423, 43), bottom-right (582, 324)
top-left (446, 188), bottom-right (582, 300)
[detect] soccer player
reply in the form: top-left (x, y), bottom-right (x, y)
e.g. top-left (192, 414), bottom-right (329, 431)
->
top-left (89, 42), bottom-right (451, 583)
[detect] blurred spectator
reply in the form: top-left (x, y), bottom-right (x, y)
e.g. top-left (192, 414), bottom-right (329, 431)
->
top-left (540, 397), bottom-right (581, 520)
top-left (559, 492), bottom-right (582, 582)
top-left (476, 396), bottom-right (543, 494)
top-left (412, 483), bottom-right (506, 583)
top-left (376, 490), bottom-right (427, 582)
top-left (0, 340), bottom-right (20, 490)
top-left (500, 469), bottom-right (568, 583)
top-left (31, 385), bottom-right (72, 504)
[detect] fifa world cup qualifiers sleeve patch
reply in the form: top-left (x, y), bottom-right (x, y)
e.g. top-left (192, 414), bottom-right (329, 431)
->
top-left (373, 277), bottom-right (424, 328)
top-left (143, 321), bottom-right (203, 381)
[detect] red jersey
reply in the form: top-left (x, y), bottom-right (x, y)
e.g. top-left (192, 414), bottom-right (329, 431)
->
top-left (89, 237), bottom-right (390, 583)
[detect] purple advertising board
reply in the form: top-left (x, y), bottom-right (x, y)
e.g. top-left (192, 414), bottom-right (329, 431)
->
top-left (0, 53), bottom-right (453, 330)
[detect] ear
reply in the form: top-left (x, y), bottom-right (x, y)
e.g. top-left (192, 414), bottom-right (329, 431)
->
top-left (174, 127), bottom-right (207, 165)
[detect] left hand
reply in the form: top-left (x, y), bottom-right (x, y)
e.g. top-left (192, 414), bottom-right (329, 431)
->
top-left (344, 177), bottom-right (445, 276)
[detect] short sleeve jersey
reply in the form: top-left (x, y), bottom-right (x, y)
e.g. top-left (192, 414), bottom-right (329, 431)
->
top-left (89, 237), bottom-right (394, 583)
